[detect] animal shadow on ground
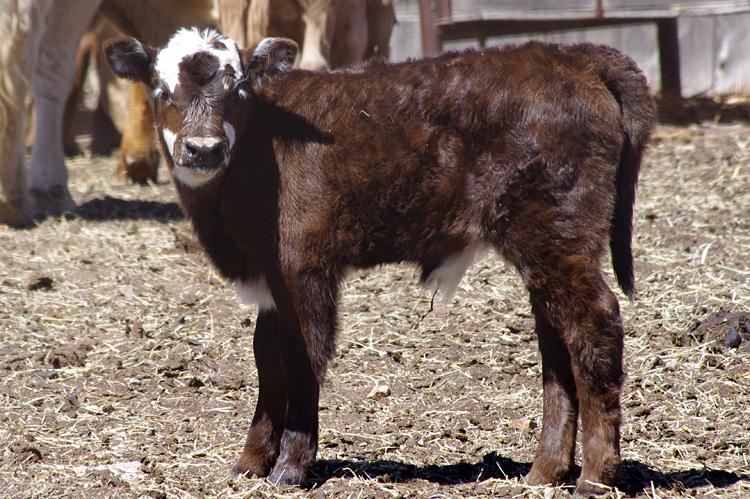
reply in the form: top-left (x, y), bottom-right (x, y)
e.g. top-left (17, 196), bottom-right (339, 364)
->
top-left (304, 454), bottom-right (749, 495)
top-left (657, 95), bottom-right (750, 125)
top-left (74, 196), bottom-right (183, 221)
top-left (305, 452), bottom-right (530, 488)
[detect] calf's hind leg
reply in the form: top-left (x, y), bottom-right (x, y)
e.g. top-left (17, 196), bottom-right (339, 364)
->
top-left (566, 274), bottom-right (624, 494)
top-left (234, 310), bottom-right (288, 478)
top-left (525, 295), bottom-right (579, 485)
top-left (525, 260), bottom-right (625, 493)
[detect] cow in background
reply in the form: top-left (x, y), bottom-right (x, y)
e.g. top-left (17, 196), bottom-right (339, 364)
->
top-left (28, 0), bottom-right (216, 215)
top-left (217, 0), bottom-right (395, 70)
top-left (0, 0), bottom-right (54, 226)
top-left (63, 17), bottom-right (127, 159)
top-left (0, 0), bottom-right (216, 226)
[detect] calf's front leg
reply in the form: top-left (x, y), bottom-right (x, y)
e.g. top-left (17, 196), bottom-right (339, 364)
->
top-left (265, 270), bottom-right (339, 484)
top-left (267, 333), bottom-right (320, 485)
top-left (234, 310), bottom-right (288, 478)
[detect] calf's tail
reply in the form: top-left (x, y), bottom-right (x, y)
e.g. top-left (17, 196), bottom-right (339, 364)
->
top-left (591, 46), bottom-right (655, 300)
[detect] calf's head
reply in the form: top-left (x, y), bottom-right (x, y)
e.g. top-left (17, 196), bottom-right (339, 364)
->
top-left (103, 28), bottom-right (298, 188)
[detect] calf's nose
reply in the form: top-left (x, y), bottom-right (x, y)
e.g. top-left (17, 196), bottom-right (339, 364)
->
top-left (184, 137), bottom-right (227, 168)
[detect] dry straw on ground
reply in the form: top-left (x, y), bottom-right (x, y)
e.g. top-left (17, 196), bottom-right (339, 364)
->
top-left (1, 120), bottom-right (749, 498)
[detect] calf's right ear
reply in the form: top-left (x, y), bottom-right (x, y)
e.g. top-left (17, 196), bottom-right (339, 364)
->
top-left (241, 37), bottom-right (299, 82)
top-left (103, 37), bottom-right (157, 85)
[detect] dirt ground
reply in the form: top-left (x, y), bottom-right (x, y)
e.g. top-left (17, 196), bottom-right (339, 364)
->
top-left (1, 106), bottom-right (749, 498)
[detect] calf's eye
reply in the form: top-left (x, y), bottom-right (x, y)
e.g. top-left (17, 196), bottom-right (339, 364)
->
top-left (154, 88), bottom-right (170, 105)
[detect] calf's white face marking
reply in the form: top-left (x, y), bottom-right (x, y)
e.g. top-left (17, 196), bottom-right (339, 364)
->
top-left (223, 122), bottom-right (236, 150)
top-left (154, 28), bottom-right (242, 93)
top-left (153, 29), bottom-right (243, 189)
top-left (162, 128), bottom-right (177, 158)
top-left (172, 159), bottom-right (224, 189)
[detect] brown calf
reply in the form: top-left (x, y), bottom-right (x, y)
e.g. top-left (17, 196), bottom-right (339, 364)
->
top-left (105, 29), bottom-right (654, 495)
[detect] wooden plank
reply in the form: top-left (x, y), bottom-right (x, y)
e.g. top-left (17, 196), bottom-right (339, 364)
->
top-left (657, 18), bottom-right (682, 103)
top-left (713, 13), bottom-right (750, 94)
top-left (445, 10), bottom-right (677, 22)
top-left (450, 0), bottom-right (597, 13)
top-left (604, 0), bottom-right (749, 12)
top-left (427, 0), bottom-right (749, 22)
top-left (677, 15), bottom-right (715, 96)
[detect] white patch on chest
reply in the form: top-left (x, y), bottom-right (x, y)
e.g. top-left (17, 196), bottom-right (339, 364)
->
top-left (232, 278), bottom-right (276, 311)
top-left (423, 246), bottom-right (485, 302)
top-left (155, 28), bottom-right (242, 94)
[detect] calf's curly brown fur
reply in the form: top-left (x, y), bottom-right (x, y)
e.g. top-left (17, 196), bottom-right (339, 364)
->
top-left (104, 29), bottom-right (654, 495)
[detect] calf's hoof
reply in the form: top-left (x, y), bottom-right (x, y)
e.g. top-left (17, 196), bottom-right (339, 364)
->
top-left (267, 460), bottom-right (309, 485)
top-left (232, 451), bottom-right (275, 480)
top-left (525, 461), bottom-right (574, 487)
top-left (573, 480), bottom-right (614, 498)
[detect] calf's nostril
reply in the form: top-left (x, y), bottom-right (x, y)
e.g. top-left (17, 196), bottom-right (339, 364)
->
top-left (210, 143), bottom-right (226, 161)
top-left (184, 138), bottom-right (225, 164)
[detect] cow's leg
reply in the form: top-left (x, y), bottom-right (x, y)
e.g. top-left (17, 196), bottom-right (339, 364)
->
top-left (496, 156), bottom-right (623, 493)
top-left (363, 0), bottom-right (395, 60)
top-left (566, 276), bottom-right (624, 495)
top-left (525, 261), bottom-right (624, 494)
top-left (234, 310), bottom-right (288, 478)
top-left (525, 295), bottom-right (578, 485)
top-left (117, 82), bottom-right (158, 184)
top-left (61, 28), bottom-right (96, 157)
top-left (28, 0), bottom-right (102, 218)
top-left (265, 271), bottom-right (338, 485)
top-left (267, 322), bottom-right (320, 485)
top-left (1, 108), bottom-right (32, 227)
top-left (0, 0), bottom-right (54, 227)
top-left (298, 0), bottom-right (341, 70)
top-left (329, 0), bottom-right (368, 68)
top-left (244, 0), bottom-right (272, 47)
top-left (217, 0), bottom-right (250, 47)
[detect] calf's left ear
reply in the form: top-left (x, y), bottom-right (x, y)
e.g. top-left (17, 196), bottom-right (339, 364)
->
top-left (103, 37), bottom-right (157, 85)
top-left (242, 37), bottom-right (299, 81)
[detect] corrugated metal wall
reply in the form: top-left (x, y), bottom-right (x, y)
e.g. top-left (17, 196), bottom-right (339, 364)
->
top-left (389, 0), bottom-right (750, 97)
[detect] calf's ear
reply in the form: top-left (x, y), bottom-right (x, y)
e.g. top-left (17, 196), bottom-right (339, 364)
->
top-left (103, 37), bottom-right (157, 85)
top-left (242, 37), bottom-right (299, 81)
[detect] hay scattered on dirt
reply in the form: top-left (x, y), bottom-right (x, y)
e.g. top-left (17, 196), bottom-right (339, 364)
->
top-left (1, 122), bottom-right (749, 498)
